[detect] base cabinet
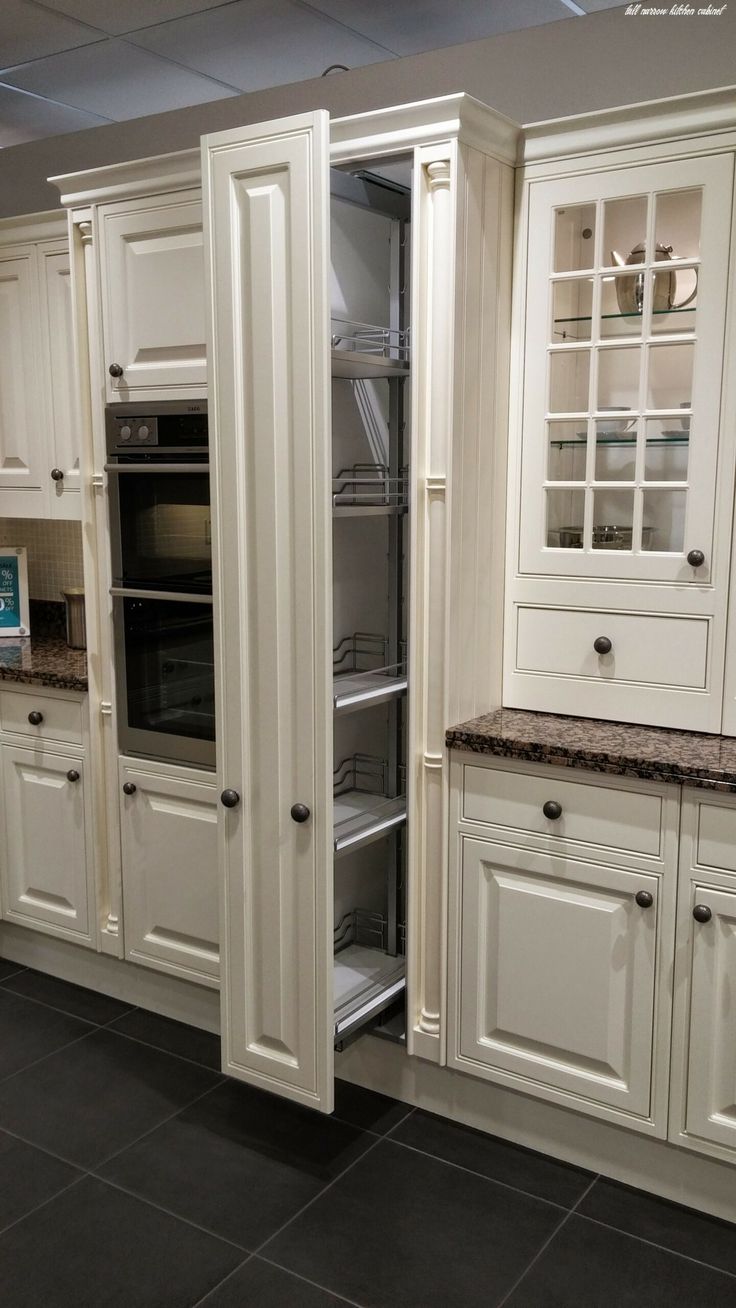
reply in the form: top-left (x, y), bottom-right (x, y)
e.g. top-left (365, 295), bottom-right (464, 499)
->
top-left (671, 793), bottom-right (736, 1161)
top-left (449, 755), bottom-right (677, 1137)
top-left (452, 835), bottom-right (661, 1124)
top-left (0, 744), bottom-right (93, 943)
top-left (119, 759), bottom-right (219, 987)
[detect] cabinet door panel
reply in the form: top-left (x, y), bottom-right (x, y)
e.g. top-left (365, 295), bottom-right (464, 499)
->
top-left (40, 245), bottom-right (80, 516)
top-left (0, 250), bottom-right (46, 513)
top-left (100, 195), bottom-right (205, 399)
top-left (0, 746), bottom-right (92, 942)
top-left (120, 762), bottom-right (219, 986)
top-left (457, 837), bottom-right (658, 1117)
top-left (519, 154), bottom-right (733, 586)
top-left (684, 884), bottom-right (736, 1149)
top-left (204, 112), bottom-right (333, 1110)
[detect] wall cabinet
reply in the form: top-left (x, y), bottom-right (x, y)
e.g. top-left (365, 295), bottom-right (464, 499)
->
top-left (98, 190), bottom-right (206, 402)
top-left (0, 687), bottom-right (95, 946)
top-left (505, 127), bottom-right (736, 732)
top-left (204, 98), bottom-right (515, 1111)
top-left (0, 214), bottom-right (79, 519)
top-left (118, 757), bottom-right (219, 987)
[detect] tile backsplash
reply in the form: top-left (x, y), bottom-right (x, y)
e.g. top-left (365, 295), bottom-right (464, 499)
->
top-left (0, 519), bottom-right (84, 601)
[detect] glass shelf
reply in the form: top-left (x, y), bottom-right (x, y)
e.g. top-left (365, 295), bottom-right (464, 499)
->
top-left (554, 306), bottom-right (696, 327)
top-left (552, 434), bottom-right (689, 450)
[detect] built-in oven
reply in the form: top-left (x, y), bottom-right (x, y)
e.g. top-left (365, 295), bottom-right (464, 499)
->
top-left (106, 401), bottom-right (215, 768)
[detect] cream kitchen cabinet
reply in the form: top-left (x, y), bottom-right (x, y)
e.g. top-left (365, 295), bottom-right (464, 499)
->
top-left (204, 96), bottom-right (515, 1112)
top-left (504, 102), bottom-right (736, 733)
top-left (448, 754), bottom-right (679, 1135)
top-left (118, 757), bottom-right (219, 987)
top-left (671, 792), bottom-right (736, 1162)
top-left (0, 686), bottom-right (95, 946)
top-left (98, 189), bottom-right (205, 402)
top-left (0, 213), bottom-right (80, 520)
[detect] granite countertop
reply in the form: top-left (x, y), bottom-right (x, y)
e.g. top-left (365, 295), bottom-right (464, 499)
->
top-left (446, 707), bottom-right (736, 793)
top-left (0, 634), bottom-right (88, 693)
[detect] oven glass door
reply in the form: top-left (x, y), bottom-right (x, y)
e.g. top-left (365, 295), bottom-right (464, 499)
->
top-left (115, 594), bottom-right (215, 768)
top-left (110, 465), bottom-right (212, 593)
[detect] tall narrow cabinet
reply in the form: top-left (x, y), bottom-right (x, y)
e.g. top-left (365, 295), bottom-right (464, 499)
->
top-left (204, 96), bottom-right (515, 1110)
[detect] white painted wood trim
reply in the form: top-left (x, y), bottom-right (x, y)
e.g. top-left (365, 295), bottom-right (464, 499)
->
top-left (336, 1033), bottom-right (736, 1223)
top-left (0, 211), bottom-right (67, 245)
top-left (522, 85), bottom-right (736, 166)
top-left (50, 150), bottom-right (201, 208)
top-left (331, 94), bottom-right (519, 165)
top-left (0, 921), bottom-right (220, 1031)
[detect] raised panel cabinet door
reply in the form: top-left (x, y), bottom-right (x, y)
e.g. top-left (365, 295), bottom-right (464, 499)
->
top-left (0, 745), bottom-right (92, 943)
top-left (99, 194), bottom-right (206, 400)
top-left (203, 112), bottom-right (333, 1110)
top-left (684, 884), bottom-right (736, 1150)
top-left (456, 837), bottom-right (659, 1119)
top-left (0, 249), bottom-right (47, 514)
top-left (119, 762), bottom-right (219, 986)
top-left (40, 244), bottom-right (80, 517)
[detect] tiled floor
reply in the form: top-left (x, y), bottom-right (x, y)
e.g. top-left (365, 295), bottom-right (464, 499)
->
top-left (0, 957), bottom-right (735, 1307)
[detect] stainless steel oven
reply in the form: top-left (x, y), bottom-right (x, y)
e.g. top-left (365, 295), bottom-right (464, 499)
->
top-left (106, 401), bottom-right (215, 768)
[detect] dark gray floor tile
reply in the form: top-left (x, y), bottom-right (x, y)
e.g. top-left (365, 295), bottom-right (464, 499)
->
top-left (505, 1213), bottom-right (736, 1307)
top-left (333, 1079), bottom-right (412, 1135)
top-left (0, 958), bottom-right (25, 981)
top-left (0, 1175), bottom-right (242, 1308)
top-left (391, 1108), bottom-right (593, 1208)
top-left (265, 1138), bottom-right (564, 1308)
top-left (98, 1077), bottom-right (374, 1249)
top-left (199, 1257), bottom-right (351, 1306)
top-left (0, 1129), bottom-right (81, 1233)
top-left (107, 1006), bottom-right (221, 1070)
top-left (0, 987), bottom-right (92, 1081)
top-left (579, 1177), bottom-right (736, 1276)
top-left (1, 968), bottom-right (135, 1026)
top-left (0, 1027), bottom-right (220, 1168)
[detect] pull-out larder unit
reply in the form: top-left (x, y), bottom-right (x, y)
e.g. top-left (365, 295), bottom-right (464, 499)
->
top-left (330, 165), bottom-right (410, 1050)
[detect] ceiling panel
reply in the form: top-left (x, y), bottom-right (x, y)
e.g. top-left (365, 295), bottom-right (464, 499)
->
top-left (301, 0), bottom-right (574, 57)
top-left (34, 0), bottom-right (238, 38)
top-left (131, 0), bottom-right (394, 93)
top-left (0, 81), bottom-right (109, 145)
top-left (0, 38), bottom-right (239, 119)
top-left (0, 0), bottom-right (102, 70)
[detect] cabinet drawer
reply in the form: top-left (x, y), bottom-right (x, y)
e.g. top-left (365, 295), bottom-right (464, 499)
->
top-left (516, 606), bottom-right (708, 690)
top-left (462, 762), bottom-right (663, 859)
top-left (0, 689), bottom-right (83, 745)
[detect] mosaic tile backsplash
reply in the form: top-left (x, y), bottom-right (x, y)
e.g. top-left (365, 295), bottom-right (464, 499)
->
top-left (0, 518), bottom-right (84, 601)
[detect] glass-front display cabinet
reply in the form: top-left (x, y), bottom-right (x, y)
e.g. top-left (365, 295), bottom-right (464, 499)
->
top-left (506, 144), bottom-right (736, 733)
top-left (519, 156), bottom-right (732, 582)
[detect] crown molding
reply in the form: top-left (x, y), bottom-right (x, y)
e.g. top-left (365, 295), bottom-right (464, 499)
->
top-left (330, 93), bottom-right (519, 166)
top-left (521, 86), bottom-right (736, 166)
top-left (49, 148), bottom-right (201, 208)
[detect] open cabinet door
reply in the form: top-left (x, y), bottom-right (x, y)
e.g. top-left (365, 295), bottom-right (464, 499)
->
top-left (203, 112), bottom-right (334, 1111)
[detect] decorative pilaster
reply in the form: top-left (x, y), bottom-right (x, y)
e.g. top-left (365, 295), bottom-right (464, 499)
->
top-left (409, 156), bottom-right (454, 1059)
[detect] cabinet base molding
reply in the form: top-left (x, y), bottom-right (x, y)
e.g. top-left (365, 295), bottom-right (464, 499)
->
top-left (0, 923), bottom-right (219, 1033)
top-left (336, 1037), bottom-right (736, 1224)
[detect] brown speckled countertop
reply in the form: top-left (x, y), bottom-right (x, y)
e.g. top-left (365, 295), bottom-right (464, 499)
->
top-left (0, 635), bottom-right (87, 693)
top-left (446, 708), bottom-right (736, 793)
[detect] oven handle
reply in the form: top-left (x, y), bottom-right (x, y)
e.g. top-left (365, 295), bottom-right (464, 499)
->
top-left (110, 587), bottom-right (213, 605)
top-left (104, 463), bottom-right (209, 474)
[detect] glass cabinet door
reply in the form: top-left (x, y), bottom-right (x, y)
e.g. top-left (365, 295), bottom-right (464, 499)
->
top-left (519, 153), bottom-right (734, 582)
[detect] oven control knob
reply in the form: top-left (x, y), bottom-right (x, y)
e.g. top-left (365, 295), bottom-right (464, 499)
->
top-left (119, 425), bottom-right (131, 442)
top-left (138, 425), bottom-right (150, 442)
